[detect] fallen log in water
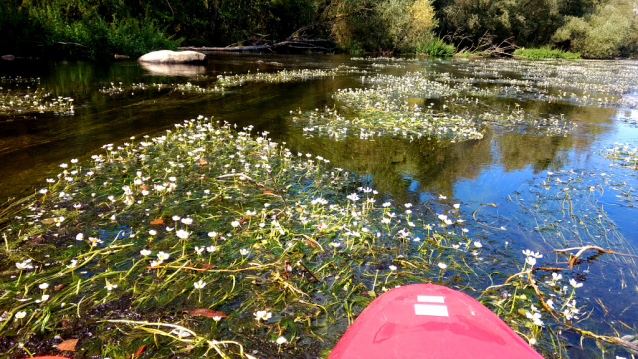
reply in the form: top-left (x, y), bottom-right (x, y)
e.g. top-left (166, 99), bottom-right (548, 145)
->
top-left (179, 39), bottom-right (338, 54)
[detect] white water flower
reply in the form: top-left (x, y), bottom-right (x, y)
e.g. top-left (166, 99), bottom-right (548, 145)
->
top-left (347, 193), bottom-right (360, 201)
top-left (140, 249), bottom-right (152, 256)
top-left (276, 336), bottom-right (288, 345)
top-left (176, 229), bottom-right (190, 240)
top-left (172, 215), bottom-right (181, 221)
top-left (208, 231), bottom-right (218, 238)
top-left (438, 263), bottom-right (447, 269)
top-left (38, 283), bottom-right (49, 290)
top-left (389, 265), bottom-right (397, 271)
top-left (76, 233), bottom-right (84, 241)
top-left (149, 230), bottom-right (157, 236)
top-left (15, 311), bottom-right (27, 319)
top-left (194, 280), bottom-right (206, 289)
top-left (569, 278), bottom-right (583, 288)
top-left (522, 249), bottom-right (543, 258)
top-left (157, 251), bottom-right (170, 261)
top-left (194, 246), bottom-right (205, 255)
top-left (525, 257), bottom-right (537, 266)
top-left (474, 241), bottom-right (482, 248)
top-left (170, 328), bottom-right (191, 338)
top-left (254, 310), bottom-right (272, 321)
top-left (231, 220), bottom-right (241, 228)
top-left (240, 248), bottom-right (249, 256)
top-left (104, 280), bottom-right (118, 291)
top-left (181, 218), bottom-right (193, 225)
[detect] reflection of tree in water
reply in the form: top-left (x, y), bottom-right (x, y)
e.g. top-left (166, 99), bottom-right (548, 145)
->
top-left (496, 133), bottom-right (571, 173)
top-left (286, 133), bottom-right (493, 201)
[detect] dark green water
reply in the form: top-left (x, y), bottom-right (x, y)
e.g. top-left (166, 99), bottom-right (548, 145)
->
top-left (2, 54), bottom-right (638, 357)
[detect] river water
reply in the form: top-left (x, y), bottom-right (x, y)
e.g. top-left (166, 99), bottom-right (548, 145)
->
top-left (1, 54), bottom-right (638, 357)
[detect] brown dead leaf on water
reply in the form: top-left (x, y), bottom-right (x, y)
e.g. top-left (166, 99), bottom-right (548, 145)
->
top-left (54, 284), bottom-right (66, 291)
top-left (132, 344), bottom-right (146, 358)
top-left (183, 308), bottom-right (227, 319)
top-left (57, 338), bottom-right (79, 351)
top-left (140, 185), bottom-right (148, 190)
top-left (150, 218), bottom-right (164, 225)
top-left (198, 158), bottom-right (208, 166)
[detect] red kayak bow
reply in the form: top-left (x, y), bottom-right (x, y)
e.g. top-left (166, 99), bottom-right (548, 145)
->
top-left (329, 284), bottom-right (544, 359)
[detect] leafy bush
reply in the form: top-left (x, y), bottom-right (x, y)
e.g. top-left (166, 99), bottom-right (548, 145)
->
top-left (552, 0), bottom-right (637, 58)
top-left (1, 0), bottom-right (180, 59)
top-left (330, 0), bottom-right (437, 52)
top-left (513, 47), bottom-right (580, 59)
top-left (413, 38), bottom-right (455, 56)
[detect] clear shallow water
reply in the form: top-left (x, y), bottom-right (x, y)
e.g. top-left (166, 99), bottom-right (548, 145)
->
top-left (2, 55), bottom-right (638, 357)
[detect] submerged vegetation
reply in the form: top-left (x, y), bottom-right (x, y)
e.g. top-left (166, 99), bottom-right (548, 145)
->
top-left (1, 116), bottom-right (636, 357)
top-left (1, 56), bottom-right (638, 357)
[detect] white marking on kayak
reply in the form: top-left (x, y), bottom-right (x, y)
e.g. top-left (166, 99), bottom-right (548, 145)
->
top-left (417, 295), bottom-right (445, 303)
top-left (415, 304), bottom-right (449, 316)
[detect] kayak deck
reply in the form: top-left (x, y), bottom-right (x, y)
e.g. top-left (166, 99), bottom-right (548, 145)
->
top-left (328, 284), bottom-right (544, 359)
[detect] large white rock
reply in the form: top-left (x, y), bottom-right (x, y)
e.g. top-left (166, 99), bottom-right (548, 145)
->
top-left (138, 50), bottom-right (206, 63)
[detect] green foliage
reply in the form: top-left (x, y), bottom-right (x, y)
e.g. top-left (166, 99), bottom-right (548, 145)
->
top-left (413, 38), bottom-right (455, 56)
top-left (432, 0), bottom-right (619, 55)
top-left (0, 0), bottom-right (180, 58)
top-left (329, 0), bottom-right (437, 52)
top-left (552, 0), bottom-right (638, 58)
top-left (513, 47), bottom-right (580, 59)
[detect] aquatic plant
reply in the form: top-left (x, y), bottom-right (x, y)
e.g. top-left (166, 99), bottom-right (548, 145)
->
top-left (603, 143), bottom-right (638, 171)
top-left (0, 87), bottom-right (74, 117)
top-left (292, 71), bottom-right (575, 142)
top-left (1, 114), bottom-right (636, 357)
top-left (0, 116), bottom-right (492, 357)
top-left (100, 68), bottom-right (345, 97)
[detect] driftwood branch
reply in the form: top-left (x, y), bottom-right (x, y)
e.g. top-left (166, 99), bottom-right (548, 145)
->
top-left (179, 39), bottom-right (338, 53)
top-left (553, 245), bottom-right (638, 268)
top-left (487, 245), bottom-right (638, 354)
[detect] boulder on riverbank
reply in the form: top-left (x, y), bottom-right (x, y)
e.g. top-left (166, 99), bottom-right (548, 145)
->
top-left (138, 50), bottom-right (206, 64)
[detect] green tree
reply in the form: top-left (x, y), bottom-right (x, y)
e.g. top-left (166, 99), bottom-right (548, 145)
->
top-left (328, 0), bottom-right (437, 51)
top-left (552, 0), bottom-right (638, 58)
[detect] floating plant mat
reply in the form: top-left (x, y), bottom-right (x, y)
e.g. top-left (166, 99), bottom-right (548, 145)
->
top-left (292, 71), bottom-right (575, 142)
top-left (436, 59), bottom-right (638, 109)
top-left (1, 117), bottom-right (638, 358)
top-left (604, 143), bottom-right (638, 172)
top-left (0, 88), bottom-right (75, 117)
top-left (99, 68), bottom-right (351, 97)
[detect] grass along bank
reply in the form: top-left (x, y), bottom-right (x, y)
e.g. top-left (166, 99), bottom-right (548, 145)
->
top-left (513, 47), bottom-right (581, 59)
